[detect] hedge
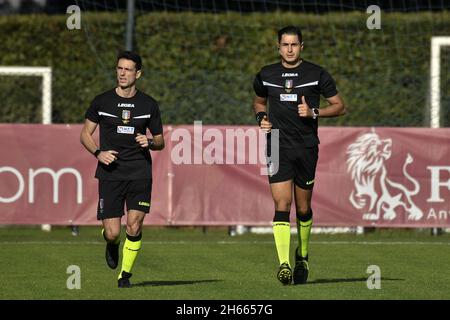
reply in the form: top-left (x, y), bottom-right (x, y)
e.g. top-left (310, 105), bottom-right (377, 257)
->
top-left (0, 11), bottom-right (449, 126)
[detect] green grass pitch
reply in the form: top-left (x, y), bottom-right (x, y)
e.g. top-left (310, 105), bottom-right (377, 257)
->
top-left (0, 226), bottom-right (449, 300)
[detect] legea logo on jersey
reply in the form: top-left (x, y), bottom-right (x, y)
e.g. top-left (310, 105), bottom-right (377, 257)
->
top-left (117, 103), bottom-right (135, 108)
top-left (122, 110), bottom-right (131, 124)
top-left (282, 73), bottom-right (298, 77)
top-left (346, 130), bottom-right (423, 221)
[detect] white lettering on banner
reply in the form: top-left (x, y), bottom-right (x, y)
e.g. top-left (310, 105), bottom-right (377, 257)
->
top-left (427, 208), bottom-right (450, 220)
top-left (0, 167), bottom-right (83, 204)
top-left (29, 168), bottom-right (83, 204)
top-left (0, 167), bottom-right (25, 203)
top-left (427, 166), bottom-right (450, 202)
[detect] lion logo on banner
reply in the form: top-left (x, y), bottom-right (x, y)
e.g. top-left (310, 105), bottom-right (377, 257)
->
top-left (346, 130), bottom-right (423, 221)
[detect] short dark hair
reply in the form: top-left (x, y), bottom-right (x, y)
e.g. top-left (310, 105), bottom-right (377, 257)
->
top-left (117, 51), bottom-right (142, 71)
top-left (277, 26), bottom-right (303, 43)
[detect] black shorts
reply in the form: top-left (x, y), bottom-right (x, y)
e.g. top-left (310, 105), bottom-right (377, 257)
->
top-left (97, 179), bottom-right (152, 220)
top-left (267, 146), bottom-right (318, 189)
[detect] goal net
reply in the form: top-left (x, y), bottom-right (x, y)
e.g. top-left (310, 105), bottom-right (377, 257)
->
top-left (73, 0), bottom-right (450, 127)
top-left (0, 67), bottom-right (52, 124)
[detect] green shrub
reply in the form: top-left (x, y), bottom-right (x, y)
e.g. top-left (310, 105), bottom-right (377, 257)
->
top-left (0, 11), bottom-right (449, 126)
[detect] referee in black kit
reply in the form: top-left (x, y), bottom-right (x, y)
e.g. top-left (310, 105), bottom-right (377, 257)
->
top-left (80, 51), bottom-right (165, 288)
top-left (253, 26), bottom-right (346, 285)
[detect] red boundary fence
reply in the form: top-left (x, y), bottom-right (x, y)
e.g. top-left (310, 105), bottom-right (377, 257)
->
top-left (0, 124), bottom-right (449, 227)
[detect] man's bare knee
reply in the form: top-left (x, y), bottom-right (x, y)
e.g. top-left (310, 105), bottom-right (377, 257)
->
top-left (126, 223), bottom-right (142, 236)
top-left (275, 200), bottom-right (291, 212)
top-left (297, 206), bottom-right (310, 216)
top-left (104, 228), bottom-right (120, 241)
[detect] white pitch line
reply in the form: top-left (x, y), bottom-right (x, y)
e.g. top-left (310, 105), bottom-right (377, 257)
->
top-left (221, 240), bottom-right (450, 245)
top-left (0, 240), bottom-right (449, 245)
top-left (313, 241), bottom-right (450, 246)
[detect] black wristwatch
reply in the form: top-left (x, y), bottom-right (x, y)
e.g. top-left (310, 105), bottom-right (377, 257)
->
top-left (256, 111), bottom-right (267, 126)
top-left (312, 108), bottom-right (319, 120)
top-left (147, 139), bottom-right (154, 150)
top-left (93, 149), bottom-right (101, 158)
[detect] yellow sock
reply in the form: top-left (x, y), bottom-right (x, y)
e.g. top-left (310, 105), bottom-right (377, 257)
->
top-left (118, 233), bottom-right (142, 279)
top-left (273, 221), bottom-right (291, 266)
top-left (297, 212), bottom-right (313, 258)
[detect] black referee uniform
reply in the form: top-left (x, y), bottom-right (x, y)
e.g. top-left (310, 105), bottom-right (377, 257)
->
top-left (253, 60), bottom-right (338, 189)
top-left (85, 88), bottom-right (163, 219)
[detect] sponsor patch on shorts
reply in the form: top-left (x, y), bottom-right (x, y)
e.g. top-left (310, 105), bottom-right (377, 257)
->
top-left (138, 201), bottom-right (150, 207)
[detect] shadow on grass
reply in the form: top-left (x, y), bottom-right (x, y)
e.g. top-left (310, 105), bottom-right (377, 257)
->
top-left (304, 277), bottom-right (405, 285)
top-left (133, 279), bottom-right (222, 287)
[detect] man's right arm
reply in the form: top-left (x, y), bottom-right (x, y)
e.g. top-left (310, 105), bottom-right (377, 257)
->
top-left (253, 72), bottom-right (268, 116)
top-left (253, 96), bottom-right (267, 115)
top-left (80, 119), bottom-right (118, 165)
top-left (80, 119), bottom-right (99, 155)
top-left (253, 96), bottom-right (272, 133)
top-left (252, 72), bottom-right (272, 132)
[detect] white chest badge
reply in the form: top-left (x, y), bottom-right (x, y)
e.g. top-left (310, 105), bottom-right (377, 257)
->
top-left (117, 126), bottom-right (135, 134)
top-left (280, 94), bottom-right (298, 101)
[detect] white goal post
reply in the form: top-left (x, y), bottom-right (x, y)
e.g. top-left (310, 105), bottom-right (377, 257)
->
top-left (430, 36), bottom-right (450, 129)
top-left (0, 66), bottom-right (52, 124)
top-left (0, 67), bottom-right (53, 231)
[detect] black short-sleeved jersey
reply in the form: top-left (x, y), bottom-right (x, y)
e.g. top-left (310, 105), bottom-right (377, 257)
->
top-left (253, 60), bottom-right (338, 148)
top-left (85, 88), bottom-right (163, 181)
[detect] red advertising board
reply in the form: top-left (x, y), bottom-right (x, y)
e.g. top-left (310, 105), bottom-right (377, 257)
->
top-left (0, 124), bottom-right (449, 227)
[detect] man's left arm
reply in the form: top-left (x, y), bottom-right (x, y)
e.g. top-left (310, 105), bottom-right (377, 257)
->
top-left (135, 133), bottom-right (165, 150)
top-left (317, 94), bottom-right (346, 118)
top-left (150, 134), bottom-right (165, 150)
top-left (310, 68), bottom-right (347, 118)
top-left (135, 102), bottom-right (165, 151)
top-left (298, 94), bottom-right (346, 118)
